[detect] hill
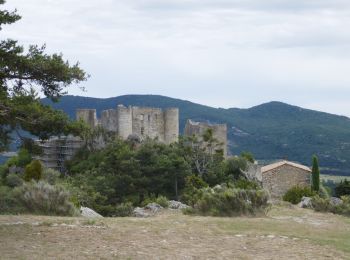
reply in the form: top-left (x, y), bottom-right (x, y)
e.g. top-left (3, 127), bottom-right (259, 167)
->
top-left (42, 95), bottom-right (350, 175)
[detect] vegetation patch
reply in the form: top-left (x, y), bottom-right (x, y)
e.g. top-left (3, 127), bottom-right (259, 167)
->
top-left (184, 186), bottom-right (270, 217)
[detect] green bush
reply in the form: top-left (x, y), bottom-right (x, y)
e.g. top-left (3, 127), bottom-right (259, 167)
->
top-left (0, 185), bottom-right (25, 214)
top-left (181, 175), bottom-right (208, 206)
top-left (114, 202), bottom-right (134, 217)
top-left (155, 196), bottom-right (169, 208)
top-left (335, 179), bottom-right (350, 197)
top-left (42, 168), bottom-right (61, 185)
top-left (186, 187), bottom-right (270, 217)
top-left (24, 160), bottom-right (43, 182)
top-left (283, 186), bottom-right (315, 204)
top-left (318, 184), bottom-right (331, 199)
top-left (234, 179), bottom-right (260, 190)
top-left (5, 173), bottom-right (23, 188)
top-left (312, 195), bottom-right (350, 216)
top-left (17, 181), bottom-right (79, 216)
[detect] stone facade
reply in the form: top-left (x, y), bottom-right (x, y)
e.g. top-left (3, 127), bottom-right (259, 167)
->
top-left (261, 161), bottom-right (311, 199)
top-left (184, 119), bottom-right (228, 156)
top-left (76, 105), bottom-right (179, 144)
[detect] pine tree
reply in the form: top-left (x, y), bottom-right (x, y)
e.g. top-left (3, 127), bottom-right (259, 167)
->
top-left (311, 155), bottom-right (320, 192)
top-left (0, 1), bottom-right (88, 151)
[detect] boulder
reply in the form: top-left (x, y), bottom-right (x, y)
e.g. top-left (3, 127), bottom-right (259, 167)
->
top-left (299, 197), bottom-right (313, 208)
top-left (330, 197), bottom-right (343, 206)
top-left (80, 207), bottom-right (103, 218)
top-left (168, 200), bottom-right (190, 210)
top-left (133, 207), bottom-right (151, 218)
top-left (145, 203), bottom-right (163, 213)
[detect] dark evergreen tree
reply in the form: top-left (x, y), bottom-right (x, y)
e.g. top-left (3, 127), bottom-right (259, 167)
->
top-left (0, 1), bottom-right (88, 151)
top-left (335, 179), bottom-right (350, 197)
top-left (311, 155), bottom-right (320, 192)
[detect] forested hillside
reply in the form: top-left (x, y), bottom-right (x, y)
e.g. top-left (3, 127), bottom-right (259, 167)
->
top-left (42, 95), bottom-right (350, 175)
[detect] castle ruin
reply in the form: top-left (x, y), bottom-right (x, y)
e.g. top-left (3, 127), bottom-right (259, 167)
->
top-left (184, 119), bottom-right (228, 156)
top-left (77, 105), bottom-right (179, 144)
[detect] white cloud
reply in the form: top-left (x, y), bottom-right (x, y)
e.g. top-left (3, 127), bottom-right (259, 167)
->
top-left (2, 0), bottom-right (350, 116)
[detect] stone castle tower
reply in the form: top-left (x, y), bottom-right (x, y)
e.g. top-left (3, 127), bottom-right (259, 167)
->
top-left (184, 119), bottom-right (228, 156)
top-left (76, 105), bottom-right (179, 144)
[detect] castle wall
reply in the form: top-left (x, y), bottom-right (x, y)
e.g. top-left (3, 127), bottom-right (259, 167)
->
top-left (164, 108), bottom-right (179, 144)
top-left (117, 105), bottom-right (133, 139)
top-left (101, 109), bottom-right (118, 132)
top-left (132, 107), bottom-right (165, 142)
top-left (184, 119), bottom-right (228, 156)
top-left (76, 109), bottom-right (97, 129)
top-left (75, 105), bottom-right (179, 144)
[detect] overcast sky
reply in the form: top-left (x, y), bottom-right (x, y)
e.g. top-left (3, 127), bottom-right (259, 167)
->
top-left (2, 0), bottom-right (350, 116)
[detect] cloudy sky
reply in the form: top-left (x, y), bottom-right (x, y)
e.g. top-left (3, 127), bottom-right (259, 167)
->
top-left (2, 0), bottom-right (350, 116)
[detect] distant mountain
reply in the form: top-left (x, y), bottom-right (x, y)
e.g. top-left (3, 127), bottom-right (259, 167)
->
top-left (42, 95), bottom-right (350, 175)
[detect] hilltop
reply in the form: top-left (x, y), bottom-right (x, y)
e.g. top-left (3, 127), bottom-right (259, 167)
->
top-left (42, 95), bottom-right (350, 175)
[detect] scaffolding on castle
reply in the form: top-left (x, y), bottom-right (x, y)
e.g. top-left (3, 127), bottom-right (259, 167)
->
top-left (34, 136), bottom-right (83, 173)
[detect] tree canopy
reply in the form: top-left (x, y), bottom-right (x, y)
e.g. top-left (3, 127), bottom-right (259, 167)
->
top-left (0, 1), bottom-right (88, 151)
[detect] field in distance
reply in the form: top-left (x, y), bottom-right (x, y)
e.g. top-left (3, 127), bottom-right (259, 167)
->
top-left (0, 205), bottom-right (349, 259)
top-left (321, 174), bottom-right (349, 184)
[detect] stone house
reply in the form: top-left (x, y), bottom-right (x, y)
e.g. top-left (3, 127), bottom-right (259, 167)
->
top-left (261, 160), bottom-right (311, 199)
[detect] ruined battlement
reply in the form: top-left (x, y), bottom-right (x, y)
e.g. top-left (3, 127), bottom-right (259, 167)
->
top-left (184, 119), bottom-right (228, 156)
top-left (76, 105), bottom-right (179, 144)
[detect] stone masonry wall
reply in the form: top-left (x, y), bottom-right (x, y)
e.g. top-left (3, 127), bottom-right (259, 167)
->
top-left (132, 107), bottom-right (165, 142)
top-left (262, 164), bottom-right (311, 199)
top-left (77, 105), bottom-right (179, 144)
top-left (76, 109), bottom-right (97, 129)
top-left (184, 120), bottom-right (228, 156)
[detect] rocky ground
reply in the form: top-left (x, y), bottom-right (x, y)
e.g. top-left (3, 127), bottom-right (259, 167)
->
top-left (0, 205), bottom-right (349, 259)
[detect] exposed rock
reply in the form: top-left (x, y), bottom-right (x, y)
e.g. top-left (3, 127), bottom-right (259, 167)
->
top-left (330, 197), bottom-right (343, 206)
top-left (9, 165), bottom-right (24, 175)
top-left (168, 200), bottom-right (189, 210)
top-left (80, 207), bottom-right (103, 218)
top-left (133, 207), bottom-right (151, 218)
top-left (213, 185), bottom-right (223, 192)
top-left (299, 197), bottom-right (313, 208)
top-left (145, 203), bottom-right (163, 213)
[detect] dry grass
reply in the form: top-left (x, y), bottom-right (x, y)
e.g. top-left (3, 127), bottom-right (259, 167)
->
top-left (0, 205), bottom-right (349, 259)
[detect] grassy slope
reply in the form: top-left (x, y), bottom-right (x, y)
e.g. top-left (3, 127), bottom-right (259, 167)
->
top-left (0, 206), bottom-right (349, 259)
top-left (42, 95), bottom-right (350, 175)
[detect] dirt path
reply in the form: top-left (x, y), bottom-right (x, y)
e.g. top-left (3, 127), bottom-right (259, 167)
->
top-left (0, 207), bottom-right (349, 259)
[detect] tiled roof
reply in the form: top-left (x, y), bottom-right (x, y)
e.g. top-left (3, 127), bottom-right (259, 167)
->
top-left (261, 160), bottom-right (311, 173)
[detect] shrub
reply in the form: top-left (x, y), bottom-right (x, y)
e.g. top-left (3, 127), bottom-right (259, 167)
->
top-left (140, 195), bottom-right (169, 208)
top-left (0, 185), bottom-right (25, 214)
top-left (24, 160), bottom-right (43, 182)
top-left (182, 175), bottom-right (208, 206)
top-left (114, 202), bottom-right (134, 217)
top-left (17, 181), bottom-right (79, 216)
top-left (283, 186), bottom-right (315, 204)
top-left (42, 168), bottom-right (61, 185)
top-left (5, 173), bottom-right (23, 188)
top-left (312, 195), bottom-right (350, 216)
top-left (155, 196), bottom-right (169, 208)
top-left (335, 179), bottom-right (350, 197)
top-left (234, 179), bottom-right (260, 190)
top-left (318, 184), bottom-right (331, 199)
top-left (186, 187), bottom-right (270, 217)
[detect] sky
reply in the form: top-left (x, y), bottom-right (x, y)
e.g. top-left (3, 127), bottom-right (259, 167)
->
top-left (2, 0), bottom-right (350, 116)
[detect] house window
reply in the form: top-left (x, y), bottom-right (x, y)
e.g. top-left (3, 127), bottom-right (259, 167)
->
top-left (141, 127), bottom-right (145, 135)
top-left (148, 115), bottom-right (151, 121)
